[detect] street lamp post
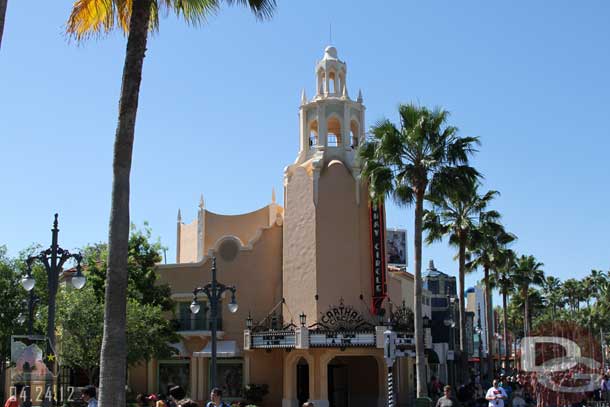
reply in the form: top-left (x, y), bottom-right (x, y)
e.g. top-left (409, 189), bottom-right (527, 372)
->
top-left (494, 333), bottom-right (503, 374)
top-left (190, 257), bottom-right (238, 389)
top-left (20, 214), bottom-right (86, 406)
top-left (21, 214), bottom-right (87, 349)
top-left (476, 303), bottom-right (483, 379)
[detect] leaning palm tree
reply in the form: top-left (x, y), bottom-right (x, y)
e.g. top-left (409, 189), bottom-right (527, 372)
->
top-left (424, 180), bottom-right (500, 364)
top-left (512, 255), bottom-right (544, 336)
top-left (0, 0), bottom-right (7, 49)
top-left (359, 103), bottom-right (479, 396)
top-left (66, 1), bottom-right (276, 405)
top-left (464, 207), bottom-right (515, 377)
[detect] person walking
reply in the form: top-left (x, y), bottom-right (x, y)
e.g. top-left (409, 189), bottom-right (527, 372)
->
top-left (485, 380), bottom-right (507, 407)
top-left (206, 388), bottom-right (229, 407)
top-left (436, 385), bottom-right (461, 407)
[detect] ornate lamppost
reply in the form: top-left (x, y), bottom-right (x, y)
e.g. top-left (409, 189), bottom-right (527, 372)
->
top-left (190, 257), bottom-right (238, 389)
top-left (21, 214), bottom-right (86, 348)
top-left (494, 332), bottom-right (503, 374)
top-left (475, 303), bottom-right (484, 379)
top-left (20, 214), bottom-right (86, 406)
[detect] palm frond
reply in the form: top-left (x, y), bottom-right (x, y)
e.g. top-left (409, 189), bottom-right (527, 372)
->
top-left (66, 0), bottom-right (124, 40)
top-left (224, 0), bottom-right (276, 20)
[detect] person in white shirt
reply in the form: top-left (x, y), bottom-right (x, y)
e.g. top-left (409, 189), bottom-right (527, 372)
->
top-left (485, 380), bottom-right (508, 407)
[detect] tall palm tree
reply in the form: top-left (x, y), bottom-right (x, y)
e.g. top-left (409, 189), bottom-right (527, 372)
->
top-left (0, 0), bottom-right (7, 49)
top-left (424, 179), bottom-right (502, 375)
top-left (561, 278), bottom-right (581, 312)
top-left (492, 249), bottom-right (516, 368)
top-left (464, 208), bottom-right (515, 378)
top-left (542, 275), bottom-right (563, 318)
top-left (512, 255), bottom-right (544, 336)
top-left (359, 104), bottom-right (479, 396)
top-left (65, 1), bottom-right (276, 405)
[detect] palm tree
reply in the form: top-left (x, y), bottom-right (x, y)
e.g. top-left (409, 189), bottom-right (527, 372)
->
top-left (359, 103), bottom-right (479, 396)
top-left (424, 179), bottom-right (504, 377)
top-left (0, 0), bottom-right (7, 49)
top-left (512, 255), bottom-right (544, 336)
top-left (65, 1), bottom-right (276, 405)
top-left (464, 207), bottom-right (515, 378)
top-left (561, 278), bottom-right (581, 312)
top-left (493, 249), bottom-right (516, 369)
top-left (542, 275), bottom-right (563, 318)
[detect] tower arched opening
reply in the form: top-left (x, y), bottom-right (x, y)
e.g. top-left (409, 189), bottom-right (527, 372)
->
top-left (309, 120), bottom-right (319, 149)
top-left (350, 120), bottom-right (359, 148)
top-left (327, 117), bottom-right (342, 147)
top-left (328, 71), bottom-right (337, 94)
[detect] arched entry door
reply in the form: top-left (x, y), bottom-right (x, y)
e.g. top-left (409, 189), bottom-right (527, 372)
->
top-left (327, 356), bottom-right (379, 407)
top-left (296, 358), bottom-right (310, 405)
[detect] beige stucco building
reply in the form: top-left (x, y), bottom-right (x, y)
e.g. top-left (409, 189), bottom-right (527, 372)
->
top-left (131, 46), bottom-right (428, 407)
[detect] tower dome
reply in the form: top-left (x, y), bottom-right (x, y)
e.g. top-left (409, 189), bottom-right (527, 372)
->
top-left (314, 45), bottom-right (348, 98)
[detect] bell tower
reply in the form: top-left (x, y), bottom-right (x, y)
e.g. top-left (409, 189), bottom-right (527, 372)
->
top-left (295, 46), bottom-right (366, 176)
top-left (283, 46), bottom-right (373, 326)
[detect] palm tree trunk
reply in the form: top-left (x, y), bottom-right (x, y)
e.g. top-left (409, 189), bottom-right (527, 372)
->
top-left (98, 0), bottom-right (152, 406)
top-left (484, 265), bottom-right (494, 378)
top-left (0, 0), bottom-right (8, 50)
top-left (502, 291), bottom-right (509, 369)
top-left (414, 189), bottom-right (427, 397)
top-left (458, 235), bottom-right (467, 382)
top-left (523, 285), bottom-right (529, 336)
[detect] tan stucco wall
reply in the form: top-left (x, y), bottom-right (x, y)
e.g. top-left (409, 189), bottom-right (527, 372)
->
top-left (283, 164), bottom-right (319, 323)
top-left (129, 362), bottom-right (148, 395)
top-left (204, 207), bottom-right (272, 253)
top-left (159, 224), bottom-right (283, 348)
top-left (179, 220), bottom-right (199, 263)
top-left (247, 350), bottom-right (284, 406)
top-left (316, 160), bottom-right (372, 319)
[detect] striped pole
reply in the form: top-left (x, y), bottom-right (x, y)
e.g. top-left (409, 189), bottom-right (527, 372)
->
top-left (388, 365), bottom-right (395, 407)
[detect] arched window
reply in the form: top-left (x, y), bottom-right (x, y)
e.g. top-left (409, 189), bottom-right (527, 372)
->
top-left (328, 71), bottom-right (336, 94)
top-left (327, 117), bottom-right (341, 147)
top-left (318, 70), bottom-right (325, 95)
top-left (309, 120), bottom-right (318, 149)
top-left (350, 120), bottom-right (359, 148)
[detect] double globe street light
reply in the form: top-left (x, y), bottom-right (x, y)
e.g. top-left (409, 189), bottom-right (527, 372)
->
top-left (20, 214), bottom-right (86, 407)
top-left (21, 214), bottom-right (87, 348)
top-left (190, 256), bottom-right (238, 389)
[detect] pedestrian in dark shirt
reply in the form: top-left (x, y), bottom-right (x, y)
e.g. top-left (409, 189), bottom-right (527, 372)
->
top-left (436, 385), bottom-right (460, 407)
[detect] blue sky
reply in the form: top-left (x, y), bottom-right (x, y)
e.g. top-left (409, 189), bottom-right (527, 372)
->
top-left (1, 1), bottom-right (609, 298)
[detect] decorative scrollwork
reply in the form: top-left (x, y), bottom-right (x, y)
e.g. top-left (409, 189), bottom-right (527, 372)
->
top-left (312, 298), bottom-right (375, 331)
top-left (390, 301), bottom-right (414, 333)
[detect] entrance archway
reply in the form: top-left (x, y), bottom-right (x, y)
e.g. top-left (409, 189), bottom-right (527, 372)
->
top-left (296, 357), bottom-right (310, 405)
top-left (327, 356), bottom-right (379, 407)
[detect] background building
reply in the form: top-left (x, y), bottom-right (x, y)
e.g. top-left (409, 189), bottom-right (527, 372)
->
top-left (127, 46), bottom-right (428, 407)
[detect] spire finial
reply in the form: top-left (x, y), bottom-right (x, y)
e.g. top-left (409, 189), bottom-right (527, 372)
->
top-left (177, 209), bottom-right (182, 222)
top-left (199, 194), bottom-right (205, 211)
top-left (301, 88), bottom-right (307, 105)
top-left (329, 23), bottom-right (332, 45)
top-left (272, 187), bottom-right (276, 204)
top-left (357, 89), bottom-right (363, 103)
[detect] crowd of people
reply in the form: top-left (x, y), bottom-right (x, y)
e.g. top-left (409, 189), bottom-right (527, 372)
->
top-left (429, 370), bottom-right (610, 407)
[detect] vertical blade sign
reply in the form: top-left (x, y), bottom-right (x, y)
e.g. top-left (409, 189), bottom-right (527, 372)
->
top-left (370, 201), bottom-right (387, 315)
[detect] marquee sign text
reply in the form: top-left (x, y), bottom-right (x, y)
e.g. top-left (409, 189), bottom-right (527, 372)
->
top-left (369, 202), bottom-right (387, 314)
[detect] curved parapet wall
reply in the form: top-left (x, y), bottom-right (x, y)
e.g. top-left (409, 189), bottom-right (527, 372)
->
top-left (177, 203), bottom-right (283, 264)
